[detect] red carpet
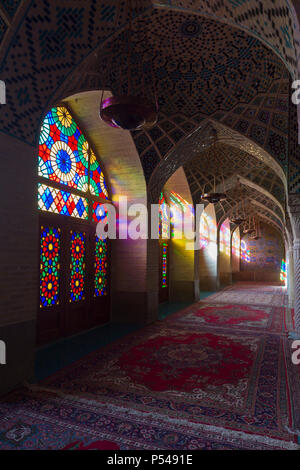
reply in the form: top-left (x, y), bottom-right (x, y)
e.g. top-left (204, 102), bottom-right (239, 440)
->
top-left (0, 283), bottom-right (299, 450)
top-left (171, 303), bottom-right (285, 333)
top-left (204, 283), bottom-right (287, 307)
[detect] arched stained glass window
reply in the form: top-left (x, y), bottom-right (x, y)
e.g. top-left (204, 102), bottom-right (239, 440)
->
top-left (90, 149), bottom-right (109, 199)
top-left (37, 105), bottom-right (111, 345)
top-left (38, 105), bottom-right (108, 217)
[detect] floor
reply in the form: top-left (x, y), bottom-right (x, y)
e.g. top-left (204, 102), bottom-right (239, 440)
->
top-left (1, 283), bottom-right (299, 450)
top-left (35, 291), bottom-right (214, 381)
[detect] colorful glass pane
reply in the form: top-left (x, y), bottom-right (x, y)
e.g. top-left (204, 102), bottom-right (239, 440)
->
top-left (161, 242), bottom-right (168, 289)
top-left (89, 150), bottom-right (109, 199)
top-left (92, 201), bottom-right (109, 224)
top-left (38, 183), bottom-right (89, 219)
top-left (40, 226), bottom-right (60, 307)
top-left (70, 231), bottom-right (86, 302)
top-left (95, 237), bottom-right (108, 297)
top-left (38, 106), bottom-right (89, 191)
top-left (159, 192), bottom-right (170, 239)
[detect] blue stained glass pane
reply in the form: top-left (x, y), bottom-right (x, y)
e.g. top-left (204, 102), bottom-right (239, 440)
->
top-left (60, 132), bottom-right (68, 144)
top-left (74, 129), bottom-right (81, 140)
top-left (76, 199), bottom-right (84, 217)
top-left (46, 136), bottom-right (54, 148)
top-left (48, 112), bottom-right (55, 125)
top-left (62, 191), bottom-right (69, 202)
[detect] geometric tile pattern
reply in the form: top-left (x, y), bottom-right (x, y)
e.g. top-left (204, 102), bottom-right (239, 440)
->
top-left (153, 0), bottom-right (299, 80)
top-left (55, 10), bottom-right (291, 186)
top-left (288, 80), bottom-right (300, 194)
top-left (0, 0), bottom-right (298, 201)
top-left (217, 186), bottom-right (284, 229)
top-left (1, 0), bottom-right (22, 20)
top-left (185, 143), bottom-right (285, 208)
top-left (0, 0), bottom-right (150, 143)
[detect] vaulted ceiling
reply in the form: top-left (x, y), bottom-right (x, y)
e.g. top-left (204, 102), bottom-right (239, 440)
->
top-left (1, 0), bottom-right (299, 241)
top-left (184, 141), bottom-right (285, 227)
top-left (60, 9), bottom-right (291, 184)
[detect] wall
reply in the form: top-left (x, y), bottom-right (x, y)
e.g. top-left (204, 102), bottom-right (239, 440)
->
top-left (199, 204), bottom-right (218, 291)
top-left (0, 133), bottom-right (38, 395)
top-left (238, 223), bottom-right (284, 283)
top-left (67, 91), bottom-right (150, 324)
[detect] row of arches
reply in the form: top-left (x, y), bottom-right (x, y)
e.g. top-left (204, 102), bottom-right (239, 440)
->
top-left (36, 100), bottom-right (287, 344)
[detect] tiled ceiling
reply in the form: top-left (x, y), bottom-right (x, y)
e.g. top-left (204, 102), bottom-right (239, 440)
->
top-left (0, 0), bottom-right (299, 224)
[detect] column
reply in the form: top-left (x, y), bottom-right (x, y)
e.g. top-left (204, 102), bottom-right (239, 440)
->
top-left (287, 247), bottom-right (294, 308)
top-left (288, 195), bottom-right (300, 337)
top-left (293, 239), bottom-right (300, 334)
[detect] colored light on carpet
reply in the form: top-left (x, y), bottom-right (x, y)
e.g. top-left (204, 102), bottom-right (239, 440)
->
top-left (0, 283), bottom-right (299, 450)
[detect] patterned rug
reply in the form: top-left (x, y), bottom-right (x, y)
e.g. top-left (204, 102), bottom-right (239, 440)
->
top-left (204, 285), bottom-right (287, 307)
top-left (0, 284), bottom-right (298, 450)
top-left (169, 303), bottom-right (286, 334)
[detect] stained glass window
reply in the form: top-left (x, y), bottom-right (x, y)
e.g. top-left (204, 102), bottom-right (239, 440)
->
top-left (38, 106), bottom-right (111, 315)
top-left (92, 201), bottom-right (108, 224)
top-left (95, 237), bottom-right (108, 297)
top-left (40, 226), bottom-right (61, 307)
top-left (39, 106), bottom-right (89, 191)
top-left (90, 150), bottom-right (109, 199)
top-left (161, 242), bottom-right (168, 289)
top-left (38, 183), bottom-right (89, 219)
top-left (38, 105), bottom-right (108, 204)
top-left (159, 192), bottom-right (170, 239)
top-left (70, 231), bottom-right (86, 302)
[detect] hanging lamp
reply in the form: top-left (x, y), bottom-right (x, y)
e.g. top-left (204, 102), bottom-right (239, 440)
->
top-left (100, 0), bottom-right (158, 130)
top-left (243, 215), bottom-right (255, 235)
top-left (230, 185), bottom-right (247, 225)
top-left (249, 217), bottom-right (261, 240)
top-left (201, 138), bottom-right (227, 204)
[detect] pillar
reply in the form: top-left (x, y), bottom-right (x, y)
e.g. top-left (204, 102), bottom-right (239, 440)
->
top-left (287, 247), bottom-right (295, 308)
top-left (288, 195), bottom-right (300, 336)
